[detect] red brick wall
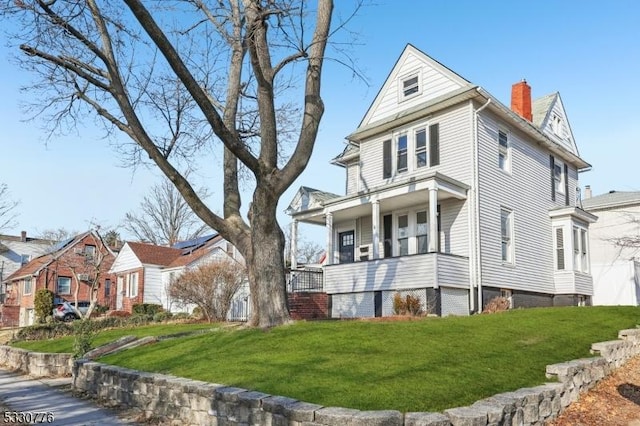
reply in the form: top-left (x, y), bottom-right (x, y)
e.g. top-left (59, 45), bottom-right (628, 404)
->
top-left (117, 267), bottom-right (145, 313)
top-left (0, 305), bottom-right (20, 327)
top-left (288, 292), bottom-right (328, 320)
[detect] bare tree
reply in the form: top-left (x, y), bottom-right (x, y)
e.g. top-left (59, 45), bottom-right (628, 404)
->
top-left (38, 228), bottom-right (79, 244)
top-left (169, 259), bottom-right (246, 322)
top-left (124, 178), bottom-right (209, 246)
top-left (0, 183), bottom-right (19, 232)
top-left (2, 0), bottom-right (362, 327)
top-left (58, 231), bottom-right (113, 319)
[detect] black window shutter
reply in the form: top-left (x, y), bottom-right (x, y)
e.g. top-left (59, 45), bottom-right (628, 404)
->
top-left (383, 214), bottom-right (392, 258)
top-left (564, 163), bottom-right (569, 206)
top-left (429, 123), bottom-right (440, 167)
top-left (550, 155), bottom-right (556, 202)
top-left (383, 139), bottom-right (391, 178)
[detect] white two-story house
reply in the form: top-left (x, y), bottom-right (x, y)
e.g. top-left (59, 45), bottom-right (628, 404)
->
top-left (287, 44), bottom-right (596, 318)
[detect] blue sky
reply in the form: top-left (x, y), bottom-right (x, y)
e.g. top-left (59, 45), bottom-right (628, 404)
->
top-left (1, 0), bottom-right (639, 244)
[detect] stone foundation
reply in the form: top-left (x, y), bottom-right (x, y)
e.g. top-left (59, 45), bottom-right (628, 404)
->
top-left (69, 328), bottom-right (640, 425)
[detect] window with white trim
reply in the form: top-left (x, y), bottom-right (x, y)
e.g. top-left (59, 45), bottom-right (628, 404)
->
top-left (572, 226), bottom-right (589, 273)
top-left (397, 214), bottom-right (409, 256)
top-left (416, 211), bottom-right (428, 254)
top-left (500, 208), bottom-right (514, 264)
top-left (415, 128), bottom-right (427, 169)
top-left (498, 130), bottom-right (510, 172)
top-left (401, 74), bottom-right (420, 98)
top-left (128, 272), bottom-right (139, 298)
top-left (57, 277), bottom-right (71, 295)
top-left (554, 159), bottom-right (565, 195)
top-left (23, 277), bottom-right (33, 295)
top-left (396, 134), bottom-right (408, 172)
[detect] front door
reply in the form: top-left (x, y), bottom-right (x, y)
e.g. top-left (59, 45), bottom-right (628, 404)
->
top-left (338, 231), bottom-right (355, 264)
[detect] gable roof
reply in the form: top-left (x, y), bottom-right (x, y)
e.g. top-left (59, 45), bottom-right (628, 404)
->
top-left (358, 44), bottom-right (472, 129)
top-left (343, 44), bottom-right (588, 170)
top-left (582, 191), bottom-right (640, 211)
top-left (286, 186), bottom-right (341, 215)
top-left (126, 242), bottom-right (182, 266)
top-left (4, 229), bottom-right (113, 282)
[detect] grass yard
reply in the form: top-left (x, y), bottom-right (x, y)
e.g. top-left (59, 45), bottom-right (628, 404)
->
top-left (97, 306), bottom-right (640, 412)
top-left (11, 322), bottom-right (216, 353)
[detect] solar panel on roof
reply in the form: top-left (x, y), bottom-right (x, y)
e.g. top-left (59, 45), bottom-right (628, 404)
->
top-left (49, 237), bottom-right (75, 253)
top-left (172, 233), bottom-right (217, 250)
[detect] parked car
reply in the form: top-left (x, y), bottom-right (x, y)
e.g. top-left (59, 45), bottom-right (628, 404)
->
top-left (53, 301), bottom-right (90, 322)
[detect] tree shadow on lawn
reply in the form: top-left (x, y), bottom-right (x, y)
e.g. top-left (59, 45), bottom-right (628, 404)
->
top-left (618, 383), bottom-right (640, 405)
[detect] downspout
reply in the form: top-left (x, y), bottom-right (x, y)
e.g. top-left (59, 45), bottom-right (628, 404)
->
top-left (473, 92), bottom-right (492, 313)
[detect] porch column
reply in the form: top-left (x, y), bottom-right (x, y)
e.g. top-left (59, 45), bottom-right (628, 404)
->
top-left (429, 187), bottom-right (438, 252)
top-left (290, 219), bottom-right (298, 269)
top-left (372, 200), bottom-right (380, 259)
top-left (325, 212), bottom-right (333, 265)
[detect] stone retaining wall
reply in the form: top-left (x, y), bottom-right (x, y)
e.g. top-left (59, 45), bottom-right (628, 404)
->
top-left (0, 345), bottom-right (73, 377)
top-left (71, 328), bottom-right (640, 426)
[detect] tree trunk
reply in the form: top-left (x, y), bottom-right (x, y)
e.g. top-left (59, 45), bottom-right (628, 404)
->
top-left (247, 187), bottom-right (291, 328)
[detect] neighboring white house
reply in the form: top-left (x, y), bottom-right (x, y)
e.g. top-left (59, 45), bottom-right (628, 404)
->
top-left (109, 234), bottom-right (249, 320)
top-left (582, 189), bottom-right (640, 306)
top-left (287, 44), bottom-right (596, 318)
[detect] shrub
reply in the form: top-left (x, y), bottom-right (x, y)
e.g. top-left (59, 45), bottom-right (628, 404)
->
top-left (191, 306), bottom-right (204, 320)
top-left (153, 311), bottom-right (173, 322)
top-left (14, 322), bottom-right (73, 342)
top-left (483, 296), bottom-right (511, 314)
top-left (34, 289), bottom-right (54, 324)
top-left (392, 292), bottom-right (424, 316)
top-left (72, 320), bottom-right (94, 358)
top-left (93, 304), bottom-right (109, 316)
top-left (132, 303), bottom-right (163, 316)
top-left (172, 312), bottom-right (190, 320)
top-left (107, 310), bottom-right (131, 318)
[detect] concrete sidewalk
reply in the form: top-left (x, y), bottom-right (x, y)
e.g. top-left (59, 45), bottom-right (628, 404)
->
top-left (0, 369), bottom-right (139, 425)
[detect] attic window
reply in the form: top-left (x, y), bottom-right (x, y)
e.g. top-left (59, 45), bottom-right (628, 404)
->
top-left (551, 114), bottom-right (563, 136)
top-left (401, 73), bottom-right (421, 99)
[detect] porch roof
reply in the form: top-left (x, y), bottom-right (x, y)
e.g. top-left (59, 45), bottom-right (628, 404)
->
top-left (290, 170), bottom-right (468, 224)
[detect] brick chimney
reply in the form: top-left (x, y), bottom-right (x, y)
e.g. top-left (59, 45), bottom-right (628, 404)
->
top-left (511, 79), bottom-right (532, 121)
top-left (21, 231), bottom-right (27, 242)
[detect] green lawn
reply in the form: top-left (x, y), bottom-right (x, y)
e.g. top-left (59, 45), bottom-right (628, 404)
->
top-left (11, 323), bottom-right (216, 353)
top-left (93, 306), bottom-right (640, 412)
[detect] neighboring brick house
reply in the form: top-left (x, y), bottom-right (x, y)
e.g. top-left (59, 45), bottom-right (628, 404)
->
top-left (2, 230), bottom-right (116, 327)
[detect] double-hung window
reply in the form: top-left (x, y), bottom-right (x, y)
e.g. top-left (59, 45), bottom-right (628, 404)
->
top-left (397, 134), bottom-right (408, 172)
top-left (397, 214), bottom-right (409, 256)
top-left (402, 75), bottom-right (420, 98)
top-left (501, 208), bottom-right (514, 264)
top-left (128, 272), bottom-right (139, 298)
top-left (498, 130), bottom-right (510, 172)
top-left (416, 211), bottom-right (428, 254)
top-left (415, 128), bottom-right (427, 168)
top-left (57, 277), bottom-right (71, 295)
top-left (572, 226), bottom-right (589, 273)
top-left (23, 278), bottom-right (33, 295)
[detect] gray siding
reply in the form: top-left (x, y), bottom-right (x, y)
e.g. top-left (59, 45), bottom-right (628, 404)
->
top-left (364, 50), bottom-right (465, 126)
top-left (476, 108), bottom-right (581, 295)
top-left (346, 163), bottom-right (359, 195)
top-left (324, 253), bottom-right (468, 294)
top-left (358, 105), bottom-right (472, 193)
top-left (439, 198), bottom-right (468, 256)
